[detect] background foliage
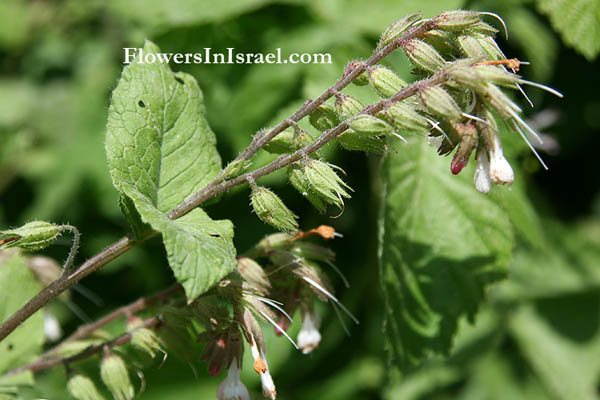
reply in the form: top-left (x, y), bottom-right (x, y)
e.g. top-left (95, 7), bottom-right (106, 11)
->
top-left (1, 0), bottom-right (599, 398)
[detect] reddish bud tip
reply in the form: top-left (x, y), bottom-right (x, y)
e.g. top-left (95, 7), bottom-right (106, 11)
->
top-left (209, 365), bottom-right (223, 377)
top-left (451, 158), bottom-right (467, 175)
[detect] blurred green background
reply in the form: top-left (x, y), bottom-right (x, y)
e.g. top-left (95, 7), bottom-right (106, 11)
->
top-left (1, 0), bottom-right (599, 399)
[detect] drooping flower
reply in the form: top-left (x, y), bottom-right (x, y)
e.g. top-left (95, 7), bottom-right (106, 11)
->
top-left (488, 134), bottom-right (514, 185)
top-left (473, 149), bottom-right (491, 194)
top-left (217, 358), bottom-right (250, 400)
top-left (297, 310), bottom-right (321, 354)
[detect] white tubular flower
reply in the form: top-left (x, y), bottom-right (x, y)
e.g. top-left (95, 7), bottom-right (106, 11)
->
top-left (297, 311), bottom-right (321, 354)
top-left (259, 349), bottom-right (276, 400)
top-left (44, 311), bottom-right (62, 342)
top-left (217, 358), bottom-right (250, 400)
top-left (473, 150), bottom-right (491, 194)
top-left (489, 135), bottom-right (514, 185)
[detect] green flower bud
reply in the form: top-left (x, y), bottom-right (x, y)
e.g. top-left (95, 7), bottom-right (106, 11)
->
top-left (379, 13), bottom-right (422, 48)
top-left (473, 65), bottom-right (520, 87)
top-left (434, 10), bottom-right (481, 32)
top-left (481, 83), bottom-right (521, 120)
top-left (100, 354), bottom-right (134, 400)
top-left (288, 163), bottom-right (327, 213)
top-left (303, 160), bottom-right (351, 210)
top-left (126, 316), bottom-right (163, 358)
top-left (250, 185), bottom-right (298, 232)
top-left (474, 34), bottom-right (505, 60)
top-left (419, 86), bottom-right (462, 120)
top-left (222, 159), bottom-right (252, 181)
top-left (67, 374), bottom-right (107, 400)
top-left (237, 257), bottom-right (270, 292)
top-left (0, 221), bottom-right (60, 251)
top-left (335, 95), bottom-right (364, 121)
top-left (422, 30), bottom-right (461, 58)
top-left (469, 21), bottom-right (499, 36)
top-left (380, 102), bottom-right (430, 133)
top-left (309, 104), bottom-right (339, 131)
top-left (368, 66), bottom-right (407, 98)
top-left (348, 115), bottom-right (393, 136)
top-left (402, 39), bottom-right (446, 73)
top-left (457, 34), bottom-right (487, 58)
top-left (263, 128), bottom-right (295, 154)
top-left (337, 129), bottom-right (387, 154)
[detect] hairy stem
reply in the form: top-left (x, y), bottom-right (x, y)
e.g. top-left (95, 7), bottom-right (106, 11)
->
top-left (8, 316), bottom-right (161, 375)
top-left (0, 18), bottom-right (442, 343)
top-left (3, 284), bottom-right (182, 376)
top-left (59, 225), bottom-right (81, 277)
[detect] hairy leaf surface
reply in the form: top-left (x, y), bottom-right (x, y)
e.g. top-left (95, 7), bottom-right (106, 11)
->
top-left (379, 137), bottom-right (513, 370)
top-left (106, 40), bottom-right (236, 300)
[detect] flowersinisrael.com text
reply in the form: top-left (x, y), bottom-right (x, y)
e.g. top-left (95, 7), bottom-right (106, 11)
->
top-left (123, 47), bottom-right (332, 65)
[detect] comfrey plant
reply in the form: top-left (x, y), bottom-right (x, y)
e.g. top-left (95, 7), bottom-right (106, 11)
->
top-left (0, 10), bottom-right (561, 399)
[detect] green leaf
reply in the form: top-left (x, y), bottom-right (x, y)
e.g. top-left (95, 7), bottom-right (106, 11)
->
top-left (509, 301), bottom-right (600, 400)
top-left (0, 253), bottom-right (44, 374)
top-left (378, 137), bottom-right (514, 370)
top-left (106, 40), bottom-right (237, 300)
top-left (536, 0), bottom-right (600, 60)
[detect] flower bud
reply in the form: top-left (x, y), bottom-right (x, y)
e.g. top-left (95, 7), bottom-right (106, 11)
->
top-left (473, 150), bottom-right (491, 194)
top-left (368, 65), bottom-right (407, 98)
top-left (402, 39), bottom-right (446, 73)
top-left (469, 21), bottom-right (499, 36)
top-left (335, 95), bottom-right (364, 121)
top-left (217, 358), bottom-right (250, 400)
top-left (337, 129), bottom-right (387, 154)
top-left (474, 34), bottom-right (505, 59)
top-left (100, 354), bottom-right (134, 400)
top-left (481, 83), bottom-right (521, 119)
top-left (348, 115), bottom-right (393, 136)
top-left (457, 34), bottom-right (487, 58)
top-left (297, 310), bottom-right (322, 354)
top-left (222, 159), bottom-right (251, 181)
top-left (379, 13), bottom-right (422, 48)
top-left (251, 186), bottom-right (298, 232)
top-left (309, 104), bottom-right (338, 131)
top-left (419, 86), bottom-right (462, 120)
top-left (67, 374), bottom-right (107, 400)
top-left (472, 65), bottom-right (520, 88)
top-left (380, 102), bottom-right (430, 133)
top-left (246, 232), bottom-right (294, 258)
top-left (423, 30), bottom-right (460, 58)
top-left (237, 257), bottom-right (270, 293)
top-left (263, 128), bottom-right (315, 155)
top-left (450, 122), bottom-right (478, 175)
top-left (288, 163), bottom-right (327, 213)
top-left (303, 160), bottom-right (352, 210)
top-left (0, 221), bottom-right (60, 251)
top-left (263, 127), bottom-right (295, 154)
top-left (126, 316), bottom-right (163, 358)
top-left (434, 10), bottom-right (481, 32)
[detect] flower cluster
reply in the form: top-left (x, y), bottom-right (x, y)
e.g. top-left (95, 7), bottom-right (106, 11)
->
top-left (192, 227), bottom-right (353, 400)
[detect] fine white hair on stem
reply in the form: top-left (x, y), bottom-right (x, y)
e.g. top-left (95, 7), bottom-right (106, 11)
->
top-left (324, 260), bottom-right (350, 288)
top-left (302, 276), bottom-right (359, 324)
top-left (480, 12), bottom-right (508, 40)
top-left (519, 79), bottom-right (564, 98)
top-left (255, 307), bottom-right (298, 349)
top-left (512, 122), bottom-right (549, 170)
